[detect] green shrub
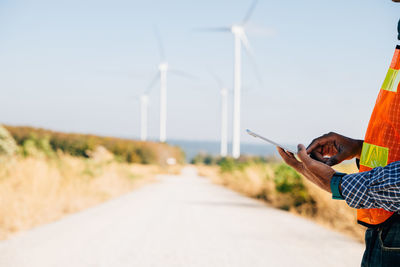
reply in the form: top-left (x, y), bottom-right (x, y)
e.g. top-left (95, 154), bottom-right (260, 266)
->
top-left (191, 153), bottom-right (218, 165)
top-left (4, 125), bottom-right (184, 164)
top-left (219, 157), bottom-right (236, 172)
top-left (274, 164), bottom-right (312, 207)
top-left (22, 139), bottom-right (37, 157)
top-left (0, 125), bottom-right (17, 156)
top-left (274, 164), bottom-right (302, 193)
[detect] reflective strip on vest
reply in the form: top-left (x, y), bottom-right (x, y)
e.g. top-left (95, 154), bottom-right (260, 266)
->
top-left (360, 142), bottom-right (389, 169)
top-left (382, 68), bottom-right (400, 92)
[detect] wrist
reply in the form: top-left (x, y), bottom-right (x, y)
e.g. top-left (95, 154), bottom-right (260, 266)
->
top-left (354, 140), bottom-right (364, 159)
top-left (323, 170), bottom-right (336, 193)
top-left (330, 172), bottom-right (346, 200)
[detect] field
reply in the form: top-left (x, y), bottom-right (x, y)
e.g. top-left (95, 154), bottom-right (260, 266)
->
top-left (0, 125), bottom-right (182, 240)
top-left (196, 158), bottom-right (365, 241)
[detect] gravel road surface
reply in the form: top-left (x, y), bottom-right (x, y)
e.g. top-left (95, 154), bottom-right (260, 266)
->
top-left (0, 167), bottom-right (364, 267)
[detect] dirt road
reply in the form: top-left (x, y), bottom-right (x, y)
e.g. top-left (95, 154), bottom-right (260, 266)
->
top-left (0, 167), bottom-right (364, 267)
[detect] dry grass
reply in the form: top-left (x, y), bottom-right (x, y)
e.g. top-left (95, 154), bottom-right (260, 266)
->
top-left (197, 162), bottom-right (365, 241)
top-left (0, 152), bottom-right (175, 240)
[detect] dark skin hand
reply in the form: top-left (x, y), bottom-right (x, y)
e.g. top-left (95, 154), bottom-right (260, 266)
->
top-left (277, 145), bottom-right (336, 193)
top-left (306, 132), bottom-right (363, 166)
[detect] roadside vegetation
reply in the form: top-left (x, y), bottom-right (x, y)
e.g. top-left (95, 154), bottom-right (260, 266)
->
top-left (193, 154), bottom-right (365, 241)
top-left (4, 125), bottom-right (184, 165)
top-left (0, 125), bottom-right (182, 240)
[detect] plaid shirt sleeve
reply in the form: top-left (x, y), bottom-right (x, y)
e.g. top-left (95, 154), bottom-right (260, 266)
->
top-left (341, 161), bottom-right (400, 212)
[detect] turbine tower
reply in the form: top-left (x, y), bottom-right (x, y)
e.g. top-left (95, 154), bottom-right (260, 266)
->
top-left (152, 27), bottom-right (195, 143)
top-left (140, 94), bottom-right (149, 141)
top-left (154, 27), bottom-right (169, 143)
top-left (211, 73), bottom-right (229, 157)
top-left (159, 62), bottom-right (168, 142)
top-left (138, 69), bottom-right (161, 142)
top-left (220, 87), bottom-right (228, 157)
top-left (197, 0), bottom-right (259, 158)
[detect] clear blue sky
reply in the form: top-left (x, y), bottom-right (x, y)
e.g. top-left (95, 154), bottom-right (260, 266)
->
top-left (0, 0), bottom-right (399, 145)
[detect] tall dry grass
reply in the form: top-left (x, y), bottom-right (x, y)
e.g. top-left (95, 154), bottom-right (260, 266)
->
top-left (197, 162), bottom-right (365, 241)
top-left (0, 151), bottom-right (167, 240)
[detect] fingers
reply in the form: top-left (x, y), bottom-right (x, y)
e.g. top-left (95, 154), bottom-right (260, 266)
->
top-left (310, 150), bottom-right (327, 163)
top-left (306, 133), bottom-right (336, 154)
top-left (322, 144), bottom-right (338, 157)
top-left (276, 147), bottom-right (303, 171)
top-left (277, 147), bottom-right (294, 162)
top-left (325, 153), bottom-right (346, 166)
top-left (306, 138), bottom-right (326, 154)
top-left (297, 144), bottom-right (313, 164)
top-left (280, 145), bottom-right (335, 192)
top-left (298, 144), bottom-right (328, 172)
top-left (297, 143), bottom-right (335, 179)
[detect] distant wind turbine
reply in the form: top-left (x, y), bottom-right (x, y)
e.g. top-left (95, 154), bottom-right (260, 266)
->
top-left (211, 73), bottom-right (229, 157)
top-left (197, 0), bottom-right (260, 158)
top-left (134, 72), bottom-right (159, 142)
top-left (154, 27), bottom-right (169, 143)
top-left (140, 94), bottom-right (149, 141)
top-left (152, 27), bottom-right (197, 143)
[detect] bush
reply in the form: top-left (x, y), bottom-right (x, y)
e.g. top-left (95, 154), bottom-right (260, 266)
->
top-left (192, 153), bottom-right (273, 172)
top-left (274, 164), bottom-right (312, 207)
top-left (0, 125), bottom-right (17, 156)
top-left (4, 125), bottom-right (184, 164)
top-left (191, 153), bottom-right (219, 165)
top-left (219, 157), bottom-right (236, 172)
top-left (21, 134), bottom-right (54, 157)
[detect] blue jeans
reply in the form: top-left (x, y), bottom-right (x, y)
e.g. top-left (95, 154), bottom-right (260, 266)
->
top-left (361, 214), bottom-right (400, 267)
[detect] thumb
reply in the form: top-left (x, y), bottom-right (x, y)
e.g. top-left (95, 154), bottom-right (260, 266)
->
top-left (326, 153), bottom-right (346, 166)
top-left (297, 144), bottom-right (312, 164)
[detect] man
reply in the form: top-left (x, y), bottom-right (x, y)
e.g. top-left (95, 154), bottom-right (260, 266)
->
top-left (278, 3), bottom-right (400, 267)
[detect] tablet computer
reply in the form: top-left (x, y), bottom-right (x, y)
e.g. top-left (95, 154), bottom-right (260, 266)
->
top-left (246, 129), bottom-right (297, 154)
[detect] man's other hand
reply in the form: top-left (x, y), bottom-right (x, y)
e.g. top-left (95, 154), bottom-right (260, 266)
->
top-left (277, 145), bottom-right (336, 193)
top-left (306, 132), bottom-right (363, 166)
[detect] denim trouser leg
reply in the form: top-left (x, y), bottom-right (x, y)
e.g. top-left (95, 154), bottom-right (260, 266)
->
top-left (361, 216), bottom-right (400, 267)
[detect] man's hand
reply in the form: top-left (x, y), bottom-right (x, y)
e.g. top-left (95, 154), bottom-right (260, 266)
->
top-left (277, 145), bottom-right (336, 193)
top-left (306, 132), bottom-right (363, 166)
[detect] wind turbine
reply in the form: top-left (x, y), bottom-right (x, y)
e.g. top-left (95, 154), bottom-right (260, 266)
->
top-left (152, 27), bottom-right (197, 143)
top-left (220, 87), bottom-right (228, 157)
top-left (211, 73), bottom-right (229, 157)
top-left (137, 69), bottom-right (160, 142)
top-left (158, 61), bottom-right (168, 143)
top-left (198, 0), bottom-right (259, 158)
top-left (140, 94), bottom-right (149, 141)
top-left (154, 28), bottom-right (169, 143)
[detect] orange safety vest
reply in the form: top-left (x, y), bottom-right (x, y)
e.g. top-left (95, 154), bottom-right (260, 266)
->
top-left (357, 45), bottom-right (400, 227)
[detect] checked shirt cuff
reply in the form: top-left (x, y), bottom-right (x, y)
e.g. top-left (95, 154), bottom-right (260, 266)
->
top-left (341, 172), bottom-right (371, 209)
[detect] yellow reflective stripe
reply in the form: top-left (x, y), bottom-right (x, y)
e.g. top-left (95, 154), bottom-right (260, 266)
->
top-left (360, 142), bottom-right (389, 168)
top-left (382, 68), bottom-right (400, 92)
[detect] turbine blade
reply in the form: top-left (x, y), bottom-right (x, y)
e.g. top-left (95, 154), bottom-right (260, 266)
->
top-left (154, 26), bottom-right (166, 61)
top-left (242, 0), bottom-right (258, 25)
top-left (239, 32), bottom-right (253, 56)
top-left (208, 70), bottom-right (224, 89)
top-left (132, 94), bottom-right (141, 101)
top-left (240, 33), bottom-right (264, 86)
top-left (169, 69), bottom-right (198, 80)
top-left (95, 69), bottom-right (147, 78)
top-left (145, 71), bottom-right (160, 94)
top-left (193, 27), bottom-right (231, 32)
top-left (247, 57), bottom-right (264, 87)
